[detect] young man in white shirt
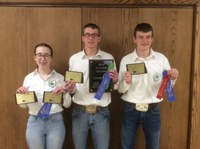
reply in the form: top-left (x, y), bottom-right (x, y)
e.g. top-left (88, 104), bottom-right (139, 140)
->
top-left (118, 23), bottom-right (179, 149)
top-left (67, 23), bottom-right (118, 149)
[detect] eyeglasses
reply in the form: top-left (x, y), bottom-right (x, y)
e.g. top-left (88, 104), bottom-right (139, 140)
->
top-left (35, 53), bottom-right (52, 59)
top-left (83, 33), bottom-right (99, 39)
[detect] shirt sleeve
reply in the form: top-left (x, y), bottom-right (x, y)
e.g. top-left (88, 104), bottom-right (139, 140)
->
top-left (18, 77), bottom-right (29, 108)
top-left (118, 57), bottom-right (131, 93)
top-left (18, 104), bottom-right (28, 109)
top-left (163, 56), bottom-right (177, 87)
top-left (118, 80), bottom-right (131, 93)
top-left (62, 93), bottom-right (72, 108)
top-left (56, 72), bottom-right (72, 108)
top-left (112, 59), bottom-right (119, 90)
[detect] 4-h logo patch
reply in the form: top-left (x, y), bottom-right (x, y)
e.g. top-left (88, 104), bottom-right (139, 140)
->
top-left (153, 73), bottom-right (161, 81)
top-left (48, 80), bottom-right (57, 88)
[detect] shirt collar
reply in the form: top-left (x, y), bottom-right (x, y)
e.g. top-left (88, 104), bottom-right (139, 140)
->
top-left (33, 69), bottom-right (56, 76)
top-left (133, 48), bottom-right (155, 61)
top-left (81, 48), bottom-right (102, 59)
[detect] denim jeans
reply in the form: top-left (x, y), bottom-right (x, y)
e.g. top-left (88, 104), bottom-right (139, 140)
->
top-left (26, 112), bottom-right (65, 149)
top-left (72, 106), bottom-right (110, 149)
top-left (121, 102), bottom-right (160, 149)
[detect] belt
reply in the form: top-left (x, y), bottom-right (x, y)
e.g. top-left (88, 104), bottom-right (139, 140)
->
top-left (30, 112), bottom-right (62, 120)
top-left (73, 103), bottom-right (107, 114)
top-left (124, 101), bottom-right (159, 112)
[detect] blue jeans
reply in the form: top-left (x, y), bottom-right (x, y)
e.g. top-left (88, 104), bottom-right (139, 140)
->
top-left (72, 106), bottom-right (110, 149)
top-left (26, 112), bottom-right (65, 149)
top-left (121, 102), bottom-right (160, 149)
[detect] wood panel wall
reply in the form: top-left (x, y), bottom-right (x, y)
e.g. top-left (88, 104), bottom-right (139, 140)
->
top-left (0, 7), bottom-right (27, 149)
top-left (0, 1), bottom-right (199, 149)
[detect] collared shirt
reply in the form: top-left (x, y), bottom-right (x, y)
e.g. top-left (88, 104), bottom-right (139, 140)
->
top-left (118, 49), bottom-right (175, 104)
top-left (19, 69), bottom-right (71, 115)
top-left (69, 49), bottom-right (117, 107)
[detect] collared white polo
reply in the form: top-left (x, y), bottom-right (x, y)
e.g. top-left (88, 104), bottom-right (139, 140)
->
top-left (118, 49), bottom-right (176, 104)
top-left (19, 69), bottom-right (71, 115)
top-left (69, 49), bottom-right (117, 107)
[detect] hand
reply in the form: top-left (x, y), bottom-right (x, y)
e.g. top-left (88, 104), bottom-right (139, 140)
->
top-left (124, 71), bottom-right (132, 84)
top-left (167, 68), bottom-right (179, 80)
top-left (16, 87), bottom-right (29, 94)
top-left (65, 80), bottom-right (76, 93)
top-left (109, 69), bottom-right (118, 83)
top-left (53, 86), bottom-right (64, 94)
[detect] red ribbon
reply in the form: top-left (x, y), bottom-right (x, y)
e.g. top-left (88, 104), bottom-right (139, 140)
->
top-left (156, 74), bottom-right (169, 99)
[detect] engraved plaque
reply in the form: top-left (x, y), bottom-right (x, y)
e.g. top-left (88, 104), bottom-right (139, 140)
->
top-left (43, 91), bottom-right (63, 104)
top-left (126, 62), bottom-right (147, 75)
top-left (65, 71), bottom-right (83, 83)
top-left (89, 59), bottom-right (114, 93)
top-left (15, 91), bottom-right (37, 105)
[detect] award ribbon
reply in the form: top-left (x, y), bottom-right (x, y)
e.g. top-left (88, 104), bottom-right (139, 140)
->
top-left (37, 103), bottom-right (52, 118)
top-left (165, 75), bottom-right (176, 102)
top-left (156, 70), bottom-right (169, 99)
top-left (94, 63), bottom-right (114, 100)
top-left (156, 70), bottom-right (176, 102)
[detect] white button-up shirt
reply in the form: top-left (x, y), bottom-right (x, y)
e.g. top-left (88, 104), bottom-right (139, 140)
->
top-left (118, 49), bottom-right (175, 104)
top-left (19, 69), bottom-right (71, 115)
top-left (69, 49), bottom-right (117, 107)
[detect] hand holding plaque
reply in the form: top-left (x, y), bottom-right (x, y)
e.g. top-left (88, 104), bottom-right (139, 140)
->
top-left (65, 71), bottom-right (83, 83)
top-left (126, 62), bottom-right (147, 75)
top-left (43, 91), bottom-right (63, 104)
top-left (15, 91), bottom-right (37, 105)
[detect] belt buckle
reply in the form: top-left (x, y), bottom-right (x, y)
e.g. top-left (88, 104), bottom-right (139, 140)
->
top-left (86, 105), bottom-right (97, 114)
top-left (135, 103), bottom-right (149, 112)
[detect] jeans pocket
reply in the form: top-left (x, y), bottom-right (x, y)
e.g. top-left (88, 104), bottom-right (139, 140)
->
top-left (123, 103), bottom-right (134, 113)
top-left (50, 113), bottom-right (63, 122)
top-left (72, 107), bottom-right (84, 118)
top-left (98, 107), bottom-right (110, 118)
top-left (28, 115), bottom-right (37, 122)
top-left (150, 105), bottom-right (160, 114)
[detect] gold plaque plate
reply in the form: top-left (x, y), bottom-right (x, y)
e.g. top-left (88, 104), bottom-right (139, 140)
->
top-left (43, 91), bottom-right (63, 104)
top-left (65, 71), bottom-right (83, 83)
top-left (15, 91), bottom-right (37, 105)
top-left (126, 62), bottom-right (147, 75)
